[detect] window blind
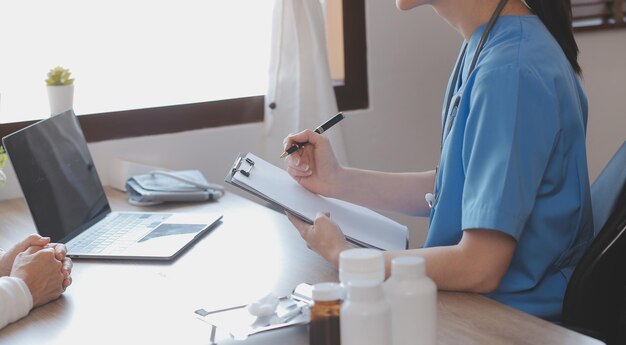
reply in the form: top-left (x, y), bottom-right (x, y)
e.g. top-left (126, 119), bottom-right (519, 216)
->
top-left (572, 0), bottom-right (626, 30)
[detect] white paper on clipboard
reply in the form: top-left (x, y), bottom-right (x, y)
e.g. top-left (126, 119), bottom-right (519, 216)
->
top-left (225, 152), bottom-right (408, 251)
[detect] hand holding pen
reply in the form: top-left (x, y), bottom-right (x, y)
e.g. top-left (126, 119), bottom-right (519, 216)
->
top-left (280, 112), bottom-right (345, 159)
top-left (282, 112), bottom-right (346, 196)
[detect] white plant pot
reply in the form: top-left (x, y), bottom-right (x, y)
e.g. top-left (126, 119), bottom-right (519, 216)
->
top-left (47, 84), bottom-right (74, 115)
top-left (0, 170), bottom-right (5, 189)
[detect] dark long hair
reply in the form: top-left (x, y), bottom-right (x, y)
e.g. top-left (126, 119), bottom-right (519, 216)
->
top-left (525, 0), bottom-right (582, 75)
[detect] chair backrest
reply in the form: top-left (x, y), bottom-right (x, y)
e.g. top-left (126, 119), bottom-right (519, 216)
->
top-left (562, 141), bottom-right (626, 344)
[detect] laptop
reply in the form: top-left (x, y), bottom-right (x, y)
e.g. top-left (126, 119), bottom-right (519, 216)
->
top-left (2, 110), bottom-right (222, 260)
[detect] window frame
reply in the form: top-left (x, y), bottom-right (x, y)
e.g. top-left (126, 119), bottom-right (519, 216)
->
top-left (0, 0), bottom-right (368, 143)
top-left (572, 0), bottom-right (626, 31)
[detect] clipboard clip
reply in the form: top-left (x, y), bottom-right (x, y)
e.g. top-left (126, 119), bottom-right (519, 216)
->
top-left (231, 156), bottom-right (255, 177)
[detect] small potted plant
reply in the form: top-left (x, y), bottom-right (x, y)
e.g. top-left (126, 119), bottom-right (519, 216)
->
top-left (45, 66), bottom-right (75, 115)
top-left (0, 146), bottom-right (7, 189)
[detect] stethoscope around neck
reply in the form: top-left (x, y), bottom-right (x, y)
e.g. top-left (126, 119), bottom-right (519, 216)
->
top-left (425, 0), bottom-right (509, 209)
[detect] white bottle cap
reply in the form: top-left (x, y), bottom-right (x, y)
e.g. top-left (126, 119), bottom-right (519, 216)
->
top-left (312, 282), bottom-right (342, 301)
top-left (346, 280), bottom-right (384, 301)
top-left (339, 248), bottom-right (385, 284)
top-left (391, 256), bottom-right (426, 279)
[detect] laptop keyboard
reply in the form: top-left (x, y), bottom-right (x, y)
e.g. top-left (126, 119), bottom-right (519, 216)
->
top-left (68, 213), bottom-right (170, 254)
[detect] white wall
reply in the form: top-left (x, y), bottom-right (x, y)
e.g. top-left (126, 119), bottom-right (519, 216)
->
top-left (576, 29), bottom-right (626, 181)
top-left (1, 2), bottom-right (624, 248)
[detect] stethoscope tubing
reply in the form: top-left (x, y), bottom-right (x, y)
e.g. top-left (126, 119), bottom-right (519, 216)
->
top-left (430, 0), bottom-right (509, 209)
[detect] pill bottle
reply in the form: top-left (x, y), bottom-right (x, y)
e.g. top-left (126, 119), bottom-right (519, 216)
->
top-left (383, 256), bottom-right (437, 345)
top-left (339, 248), bottom-right (385, 287)
top-left (309, 282), bottom-right (342, 345)
top-left (340, 280), bottom-right (391, 345)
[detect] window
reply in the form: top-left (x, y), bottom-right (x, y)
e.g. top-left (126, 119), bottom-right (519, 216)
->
top-left (0, 0), bottom-right (367, 142)
top-left (0, 1), bottom-right (273, 124)
top-left (572, 0), bottom-right (626, 30)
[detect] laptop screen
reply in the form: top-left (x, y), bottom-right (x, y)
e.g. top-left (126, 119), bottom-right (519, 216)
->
top-left (2, 110), bottom-right (110, 242)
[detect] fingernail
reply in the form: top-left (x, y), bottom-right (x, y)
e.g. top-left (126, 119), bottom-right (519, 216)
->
top-left (294, 158), bottom-right (300, 165)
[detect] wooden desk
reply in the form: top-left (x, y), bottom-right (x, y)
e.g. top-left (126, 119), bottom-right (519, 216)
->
top-left (0, 188), bottom-right (603, 345)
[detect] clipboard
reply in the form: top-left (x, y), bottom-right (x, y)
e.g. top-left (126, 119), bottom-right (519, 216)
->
top-left (225, 152), bottom-right (409, 251)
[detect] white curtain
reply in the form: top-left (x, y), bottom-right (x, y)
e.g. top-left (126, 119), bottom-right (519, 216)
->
top-left (263, 0), bottom-right (348, 167)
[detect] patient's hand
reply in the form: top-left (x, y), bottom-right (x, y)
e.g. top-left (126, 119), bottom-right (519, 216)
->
top-left (0, 234), bottom-right (50, 277)
top-left (11, 246), bottom-right (65, 307)
top-left (47, 243), bottom-right (73, 290)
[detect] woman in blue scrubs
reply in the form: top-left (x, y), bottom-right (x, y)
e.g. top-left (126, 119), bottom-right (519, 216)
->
top-left (284, 0), bottom-right (592, 321)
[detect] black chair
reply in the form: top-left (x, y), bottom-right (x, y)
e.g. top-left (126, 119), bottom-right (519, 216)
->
top-left (562, 141), bottom-right (626, 344)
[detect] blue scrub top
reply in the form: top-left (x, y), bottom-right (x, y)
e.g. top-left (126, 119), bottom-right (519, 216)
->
top-left (426, 15), bottom-right (594, 321)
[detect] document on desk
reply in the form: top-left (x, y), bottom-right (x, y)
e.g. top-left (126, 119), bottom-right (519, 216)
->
top-left (225, 152), bottom-right (408, 251)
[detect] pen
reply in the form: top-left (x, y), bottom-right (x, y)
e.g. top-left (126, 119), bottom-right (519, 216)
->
top-left (279, 112), bottom-right (345, 159)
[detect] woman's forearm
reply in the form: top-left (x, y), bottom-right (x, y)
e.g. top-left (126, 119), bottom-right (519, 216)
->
top-left (383, 229), bottom-right (517, 293)
top-left (331, 168), bottom-right (436, 217)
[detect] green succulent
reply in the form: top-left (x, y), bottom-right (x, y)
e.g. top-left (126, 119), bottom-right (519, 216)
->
top-left (0, 146), bottom-right (6, 168)
top-left (45, 66), bottom-right (74, 86)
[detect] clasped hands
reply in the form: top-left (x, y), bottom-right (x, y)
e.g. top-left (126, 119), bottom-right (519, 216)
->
top-left (0, 234), bottom-right (73, 307)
